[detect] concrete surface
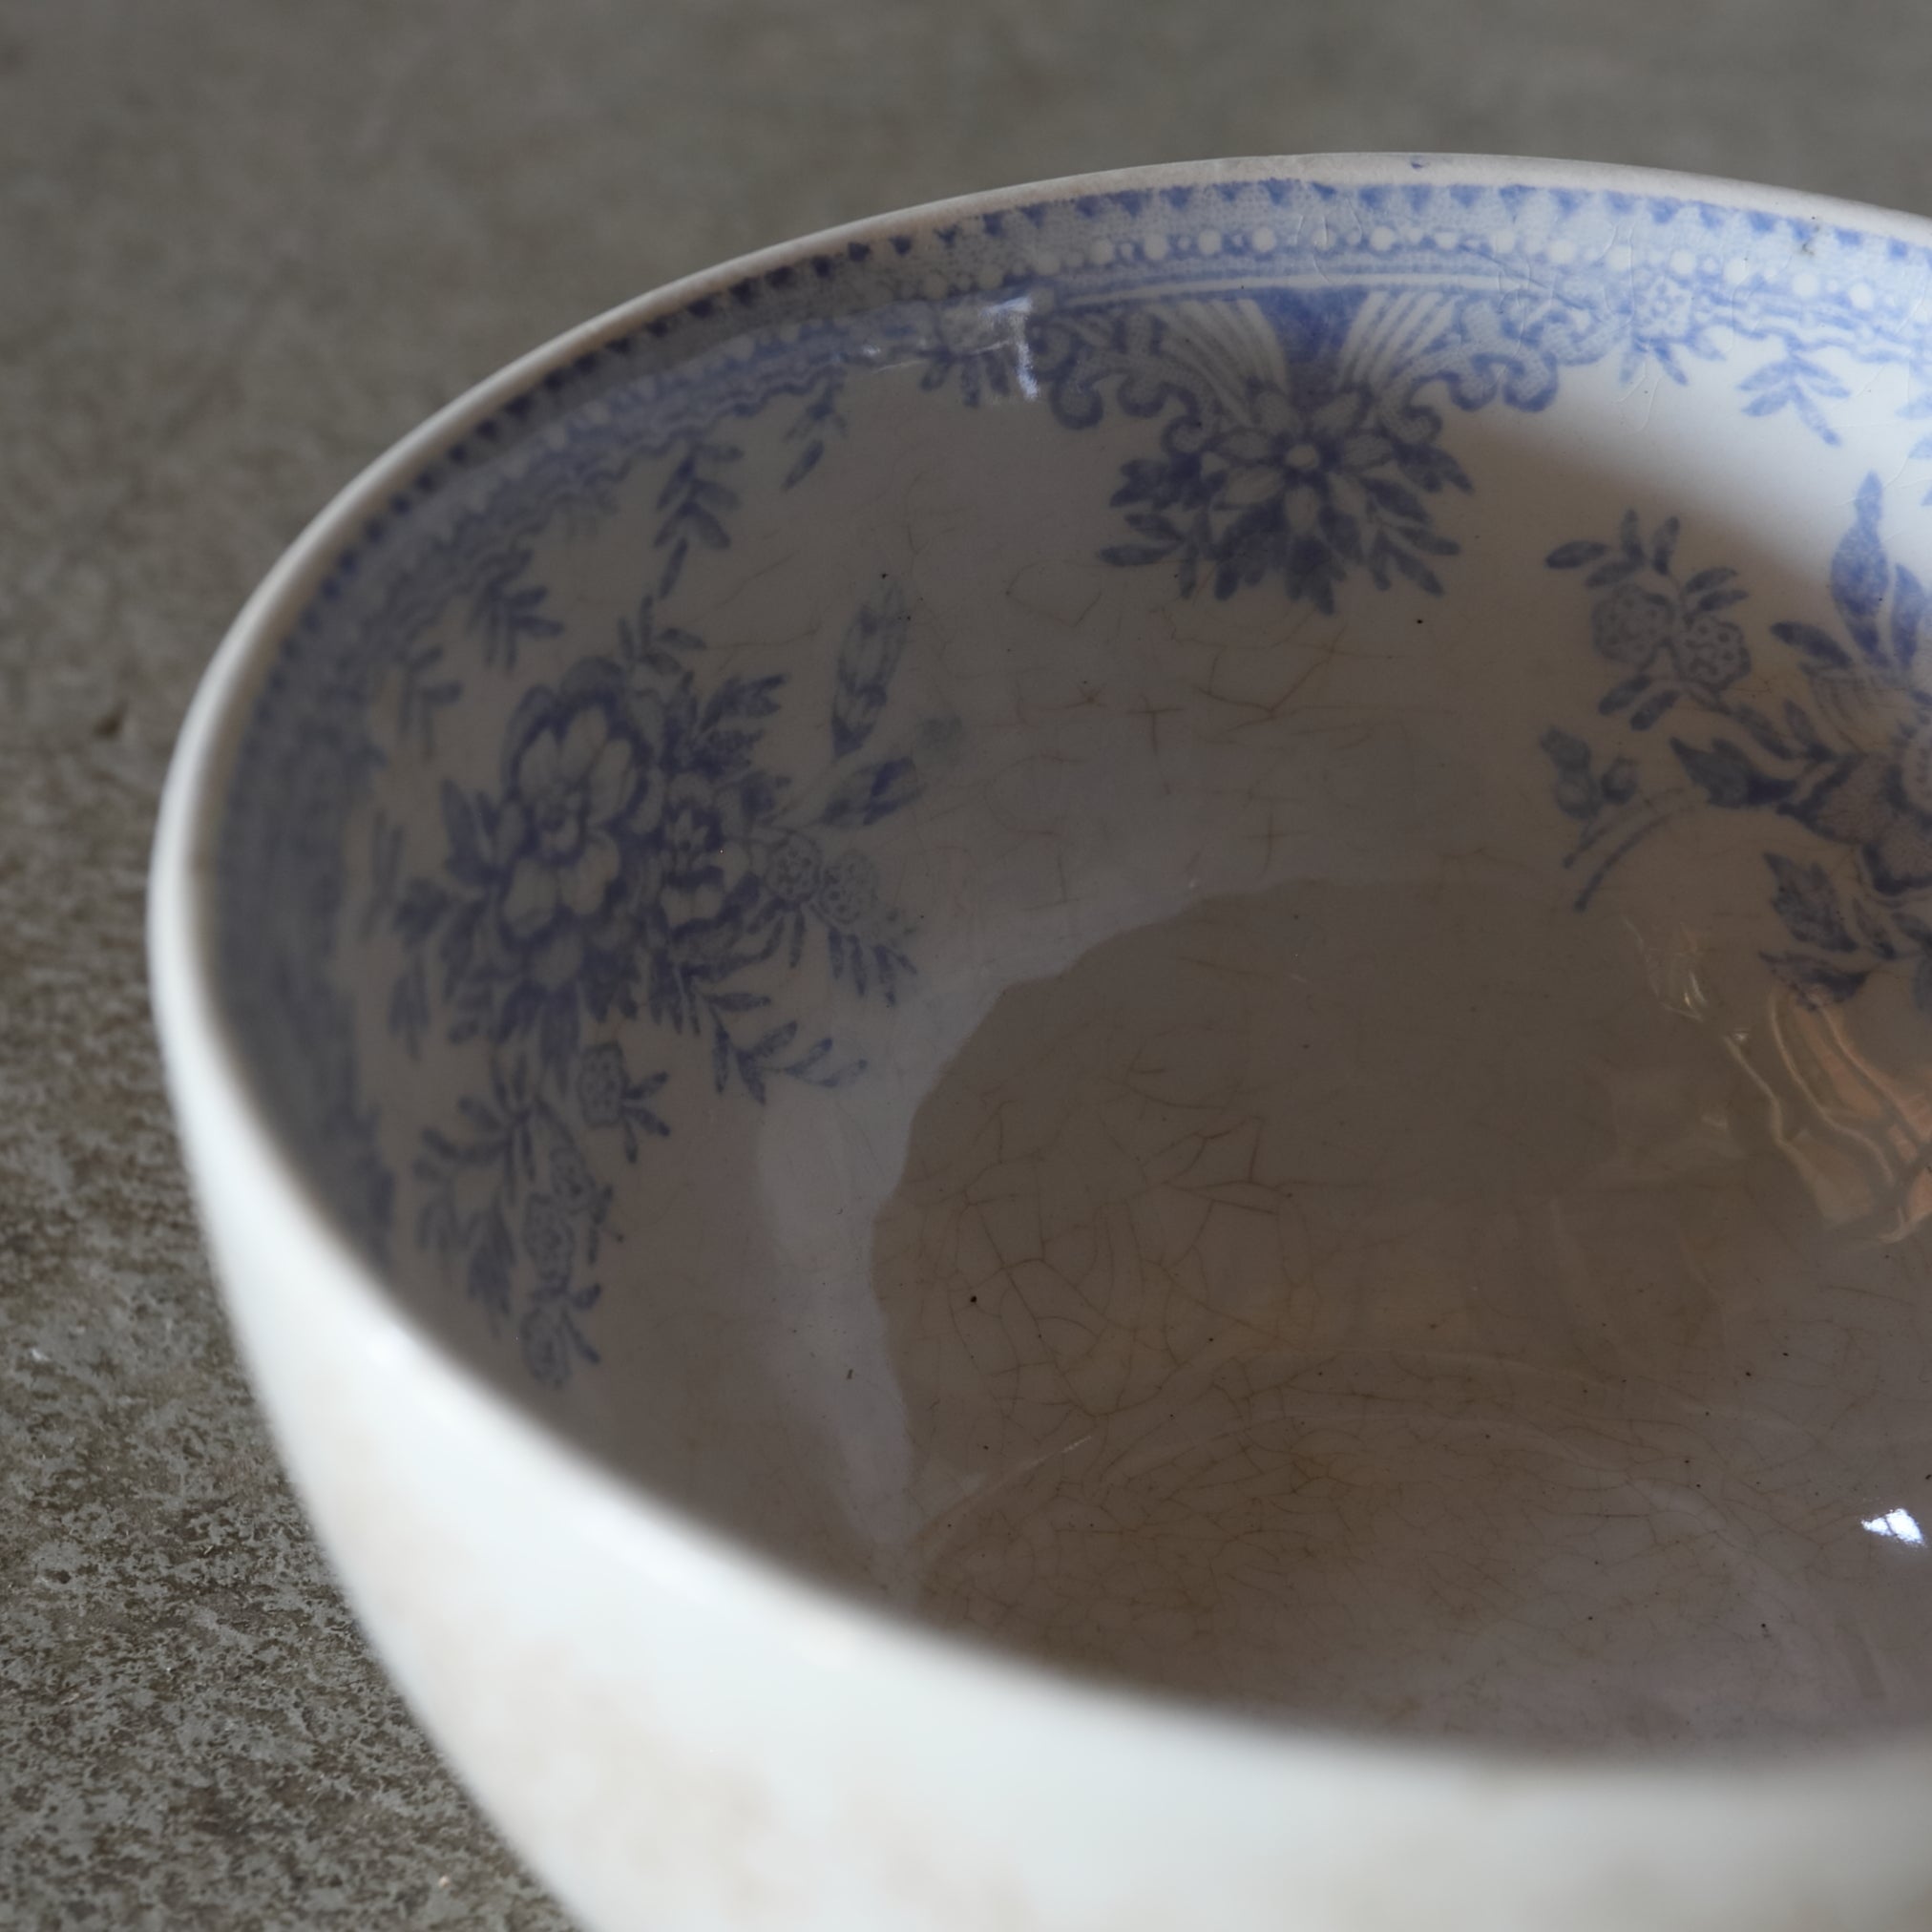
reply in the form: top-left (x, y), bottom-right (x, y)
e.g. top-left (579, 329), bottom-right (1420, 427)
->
top-left (6, 0), bottom-right (1932, 1924)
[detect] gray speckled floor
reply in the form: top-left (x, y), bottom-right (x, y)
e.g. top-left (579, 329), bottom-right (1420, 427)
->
top-left (6, 2), bottom-right (1932, 1924)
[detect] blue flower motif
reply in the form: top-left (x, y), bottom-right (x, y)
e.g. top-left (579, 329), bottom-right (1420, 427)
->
top-left (396, 568), bottom-right (920, 1153)
top-left (576, 1040), bottom-right (627, 1127)
top-left (814, 850), bottom-right (877, 929)
top-left (1592, 581), bottom-right (1677, 668)
top-left (651, 780), bottom-right (755, 936)
top-left (489, 670), bottom-right (666, 989)
top-left (548, 1136), bottom-right (603, 1219)
top-left (1546, 481), bottom-right (1932, 1016)
top-left (1675, 614), bottom-right (1750, 692)
top-left (1787, 709), bottom-right (1932, 896)
top-left (1102, 363), bottom-right (1463, 609)
top-left (239, 178), bottom-right (1932, 1396)
top-left (1216, 383), bottom-right (1394, 520)
top-left (761, 830), bottom-right (824, 906)
top-left (521, 1190), bottom-right (573, 1290)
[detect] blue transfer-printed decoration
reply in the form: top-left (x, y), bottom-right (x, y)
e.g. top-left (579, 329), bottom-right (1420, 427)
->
top-left (1543, 475), bottom-right (1932, 1018)
top-left (1036, 290), bottom-right (1485, 609)
top-left (394, 580), bottom-right (921, 1085)
top-left (830, 581), bottom-right (911, 758)
top-left (387, 573), bottom-right (929, 1378)
top-left (467, 544), bottom-right (565, 669)
top-left (210, 171), bottom-right (1932, 1384)
top-left (652, 435), bottom-right (743, 601)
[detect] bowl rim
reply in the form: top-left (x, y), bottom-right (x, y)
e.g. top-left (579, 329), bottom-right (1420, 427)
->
top-left (148, 150), bottom-right (1932, 1776)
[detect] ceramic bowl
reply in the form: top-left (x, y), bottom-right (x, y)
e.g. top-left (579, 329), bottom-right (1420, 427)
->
top-left (152, 155), bottom-right (1932, 1930)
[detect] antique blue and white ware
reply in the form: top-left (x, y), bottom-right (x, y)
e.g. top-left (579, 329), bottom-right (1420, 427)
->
top-left (155, 158), bottom-right (1932, 1932)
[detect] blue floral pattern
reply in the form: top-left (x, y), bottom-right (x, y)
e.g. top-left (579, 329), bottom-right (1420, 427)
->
top-left (210, 170), bottom-right (1932, 1387)
top-left (1543, 475), bottom-right (1932, 1015)
top-left (1000, 291), bottom-right (1495, 609)
top-left (1098, 364), bottom-right (1468, 610)
top-left (385, 575), bottom-right (931, 1380)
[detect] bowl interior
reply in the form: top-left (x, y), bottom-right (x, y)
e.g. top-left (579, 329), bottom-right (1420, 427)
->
top-left (209, 163), bottom-right (1932, 1750)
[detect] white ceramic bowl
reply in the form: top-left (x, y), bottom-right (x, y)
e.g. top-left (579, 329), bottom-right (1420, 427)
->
top-left (153, 156), bottom-right (1932, 1930)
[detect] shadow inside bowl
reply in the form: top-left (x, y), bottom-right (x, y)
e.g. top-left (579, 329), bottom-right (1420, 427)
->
top-left (207, 203), bottom-right (1932, 1752)
top-left (869, 872), bottom-right (1932, 1746)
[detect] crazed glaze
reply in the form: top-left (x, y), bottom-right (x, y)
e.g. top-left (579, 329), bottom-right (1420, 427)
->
top-left (205, 160), bottom-right (1932, 1747)
top-left (155, 156), bottom-right (1932, 1932)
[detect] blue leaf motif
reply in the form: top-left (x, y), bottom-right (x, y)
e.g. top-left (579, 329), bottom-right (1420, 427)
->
top-left (1783, 700), bottom-right (1831, 757)
top-left (1546, 485), bottom-right (1932, 1046)
top-left (1765, 853), bottom-right (1855, 953)
top-left (390, 532), bottom-right (925, 1385)
top-left (1769, 620), bottom-right (1850, 668)
top-left (467, 548), bottom-right (564, 669)
top-left (1684, 567), bottom-right (1738, 597)
top-left (1831, 473), bottom-right (1890, 657)
top-left (394, 877), bottom-right (450, 945)
top-left (440, 780), bottom-right (489, 888)
top-left (1540, 726), bottom-right (1591, 769)
top-left (1764, 953), bottom-right (1869, 1008)
top-left (654, 440), bottom-right (743, 598)
top-left (831, 582), bottom-right (911, 759)
top-left (819, 757), bottom-right (922, 828)
top-left (1671, 737), bottom-right (1794, 809)
top-left (1737, 354), bottom-right (1849, 445)
top-left (1891, 566), bottom-right (1927, 667)
top-left (388, 956), bottom-right (429, 1058)
top-left (240, 186), bottom-right (1932, 1382)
